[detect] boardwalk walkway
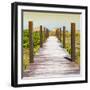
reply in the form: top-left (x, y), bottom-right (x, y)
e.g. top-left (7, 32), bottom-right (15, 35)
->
top-left (23, 36), bottom-right (80, 79)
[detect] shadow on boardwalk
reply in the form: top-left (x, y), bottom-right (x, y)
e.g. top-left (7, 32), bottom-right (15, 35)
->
top-left (23, 36), bottom-right (80, 79)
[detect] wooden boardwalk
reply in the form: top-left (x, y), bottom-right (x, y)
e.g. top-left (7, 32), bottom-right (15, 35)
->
top-left (23, 36), bottom-right (80, 79)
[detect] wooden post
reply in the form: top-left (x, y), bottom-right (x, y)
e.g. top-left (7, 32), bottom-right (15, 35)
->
top-left (71, 23), bottom-right (76, 61)
top-left (57, 29), bottom-right (60, 40)
top-left (56, 29), bottom-right (58, 37)
top-left (60, 28), bottom-right (61, 41)
top-left (47, 29), bottom-right (49, 37)
top-left (63, 26), bottom-right (66, 48)
top-left (46, 29), bottom-right (49, 39)
top-left (44, 27), bottom-right (46, 42)
top-left (40, 25), bottom-right (43, 47)
top-left (29, 21), bottom-right (34, 63)
top-left (56, 29), bottom-right (60, 39)
top-left (47, 29), bottom-right (48, 38)
top-left (45, 28), bottom-right (47, 39)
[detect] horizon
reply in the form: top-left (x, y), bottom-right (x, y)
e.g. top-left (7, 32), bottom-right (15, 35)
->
top-left (23, 11), bottom-right (81, 31)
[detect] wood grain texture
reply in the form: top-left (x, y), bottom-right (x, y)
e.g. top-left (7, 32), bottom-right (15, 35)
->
top-left (23, 36), bottom-right (80, 79)
top-left (29, 21), bottom-right (34, 63)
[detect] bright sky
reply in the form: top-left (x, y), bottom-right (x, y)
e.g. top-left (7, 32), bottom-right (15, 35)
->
top-left (23, 11), bottom-right (80, 31)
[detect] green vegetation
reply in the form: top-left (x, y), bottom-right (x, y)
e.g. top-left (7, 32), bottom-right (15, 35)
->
top-left (33, 31), bottom-right (40, 54)
top-left (23, 29), bottom-right (45, 70)
top-left (23, 30), bottom-right (29, 48)
top-left (60, 31), bottom-right (80, 64)
top-left (65, 31), bottom-right (71, 55)
top-left (23, 30), bottom-right (40, 70)
top-left (75, 31), bottom-right (80, 64)
top-left (23, 30), bottom-right (40, 54)
top-left (23, 48), bottom-right (29, 70)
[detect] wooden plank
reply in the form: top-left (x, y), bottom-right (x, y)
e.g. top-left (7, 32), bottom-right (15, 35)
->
top-left (29, 21), bottom-right (34, 63)
top-left (23, 36), bottom-right (80, 79)
top-left (71, 23), bottom-right (76, 61)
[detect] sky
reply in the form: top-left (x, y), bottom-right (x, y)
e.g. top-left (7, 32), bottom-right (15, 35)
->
top-left (23, 11), bottom-right (80, 31)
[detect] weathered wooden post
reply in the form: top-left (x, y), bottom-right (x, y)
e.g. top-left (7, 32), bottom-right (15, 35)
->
top-left (60, 28), bottom-right (61, 41)
top-left (46, 28), bottom-right (49, 39)
top-left (29, 21), bottom-right (34, 63)
top-left (56, 29), bottom-right (58, 37)
top-left (47, 29), bottom-right (49, 37)
top-left (44, 27), bottom-right (46, 42)
top-left (71, 23), bottom-right (76, 61)
top-left (57, 29), bottom-right (60, 40)
top-left (63, 26), bottom-right (66, 48)
top-left (56, 29), bottom-right (60, 39)
top-left (40, 25), bottom-right (43, 47)
top-left (45, 28), bottom-right (47, 39)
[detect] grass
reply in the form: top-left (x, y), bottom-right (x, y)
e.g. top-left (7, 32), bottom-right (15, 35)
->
top-left (23, 48), bottom-right (30, 70)
top-left (23, 30), bottom-right (45, 70)
top-left (75, 31), bottom-right (80, 64)
top-left (23, 46), bottom-right (40, 70)
top-left (60, 31), bottom-right (80, 64)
